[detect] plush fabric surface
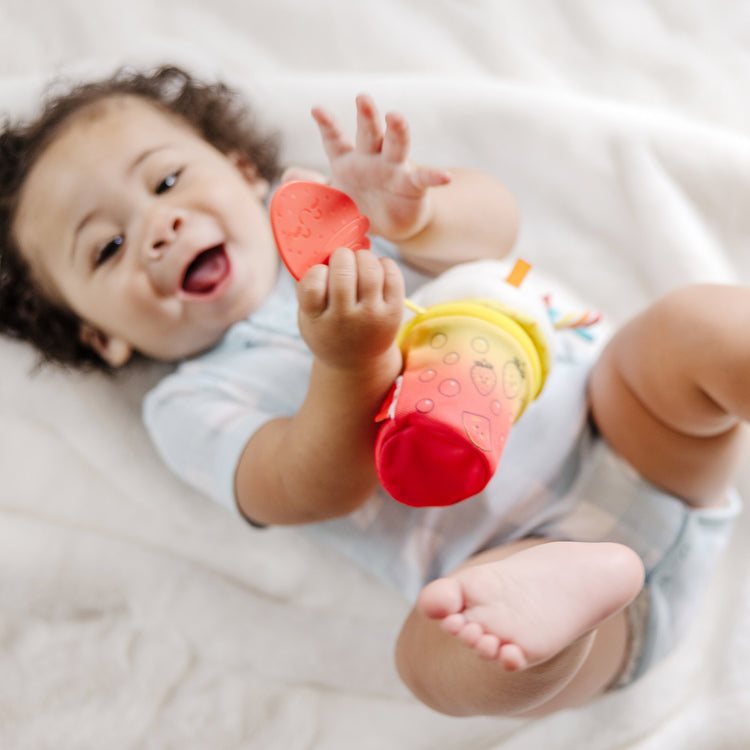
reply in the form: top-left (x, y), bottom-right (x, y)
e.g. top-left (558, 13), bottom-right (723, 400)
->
top-left (1, 2), bottom-right (749, 748)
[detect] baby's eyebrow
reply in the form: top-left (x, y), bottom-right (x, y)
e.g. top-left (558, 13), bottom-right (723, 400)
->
top-left (127, 145), bottom-right (169, 176)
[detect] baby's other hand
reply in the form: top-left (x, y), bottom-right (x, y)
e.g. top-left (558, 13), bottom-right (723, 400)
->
top-left (297, 247), bottom-right (405, 371)
top-left (312, 94), bottom-right (451, 242)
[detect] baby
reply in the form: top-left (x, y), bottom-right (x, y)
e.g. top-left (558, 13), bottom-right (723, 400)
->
top-left (0, 65), bottom-right (743, 718)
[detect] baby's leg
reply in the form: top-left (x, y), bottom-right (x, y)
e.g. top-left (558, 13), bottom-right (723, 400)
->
top-left (588, 284), bottom-right (750, 505)
top-left (396, 538), bottom-right (644, 717)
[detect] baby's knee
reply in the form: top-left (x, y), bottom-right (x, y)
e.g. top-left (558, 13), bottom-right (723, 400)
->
top-left (651, 283), bottom-right (750, 340)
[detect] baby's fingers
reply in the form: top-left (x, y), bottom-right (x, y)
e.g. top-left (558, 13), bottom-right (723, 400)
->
top-left (326, 246), bottom-right (358, 310)
top-left (411, 164), bottom-right (452, 190)
top-left (355, 248), bottom-right (385, 302)
top-left (355, 93), bottom-right (384, 154)
top-left (311, 106), bottom-right (353, 161)
top-left (381, 111), bottom-right (410, 163)
top-left (297, 264), bottom-right (330, 318)
top-left (355, 252), bottom-right (405, 313)
top-left (381, 256), bottom-right (406, 307)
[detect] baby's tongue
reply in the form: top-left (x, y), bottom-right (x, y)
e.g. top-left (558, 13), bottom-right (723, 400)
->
top-left (183, 247), bottom-right (228, 293)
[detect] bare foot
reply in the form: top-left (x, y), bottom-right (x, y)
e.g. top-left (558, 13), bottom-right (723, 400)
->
top-left (416, 541), bottom-right (644, 671)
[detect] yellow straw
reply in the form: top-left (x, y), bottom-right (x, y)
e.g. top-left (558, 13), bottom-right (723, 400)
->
top-left (404, 298), bottom-right (425, 315)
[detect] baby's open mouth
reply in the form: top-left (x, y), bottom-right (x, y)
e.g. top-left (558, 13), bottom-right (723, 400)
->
top-left (182, 245), bottom-right (230, 294)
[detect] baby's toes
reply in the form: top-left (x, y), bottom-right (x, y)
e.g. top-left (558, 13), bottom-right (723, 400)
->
top-left (456, 621), bottom-right (486, 648)
top-left (498, 642), bottom-right (528, 672)
top-left (476, 633), bottom-right (502, 661)
top-left (440, 612), bottom-right (467, 635)
top-left (417, 578), bottom-right (464, 620)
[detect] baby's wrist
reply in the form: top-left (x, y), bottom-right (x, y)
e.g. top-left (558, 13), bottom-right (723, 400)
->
top-left (382, 200), bottom-right (433, 243)
top-left (314, 342), bottom-right (402, 390)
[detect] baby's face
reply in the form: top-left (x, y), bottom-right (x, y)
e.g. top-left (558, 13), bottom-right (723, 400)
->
top-left (13, 96), bottom-right (279, 364)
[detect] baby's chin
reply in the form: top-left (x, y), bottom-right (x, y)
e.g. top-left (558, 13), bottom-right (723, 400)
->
top-left (141, 264), bottom-right (278, 363)
top-left (136, 325), bottom-right (231, 364)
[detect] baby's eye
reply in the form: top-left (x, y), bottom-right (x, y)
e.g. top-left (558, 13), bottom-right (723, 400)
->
top-left (155, 169), bottom-right (182, 195)
top-left (95, 235), bottom-right (124, 267)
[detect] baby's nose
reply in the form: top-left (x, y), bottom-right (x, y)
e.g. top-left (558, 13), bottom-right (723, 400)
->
top-left (151, 215), bottom-right (183, 253)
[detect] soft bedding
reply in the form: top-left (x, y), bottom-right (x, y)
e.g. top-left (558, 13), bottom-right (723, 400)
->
top-left (1, 2), bottom-right (749, 748)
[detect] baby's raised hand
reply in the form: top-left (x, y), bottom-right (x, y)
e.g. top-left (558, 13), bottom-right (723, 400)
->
top-left (296, 247), bottom-right (405, 371)
top-left (312, 94), bottom-right (451, 242)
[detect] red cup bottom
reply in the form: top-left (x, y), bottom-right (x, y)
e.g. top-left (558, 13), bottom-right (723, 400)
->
top-left (375, 412), bottom-right (495, 507)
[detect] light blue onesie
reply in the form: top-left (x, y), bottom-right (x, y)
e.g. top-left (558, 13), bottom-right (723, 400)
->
top-left (143, 239), bottom-right (740, 687)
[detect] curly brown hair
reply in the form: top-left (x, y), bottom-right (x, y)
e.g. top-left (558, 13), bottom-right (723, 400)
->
top-left (0, 64), bottom-right (282, 372)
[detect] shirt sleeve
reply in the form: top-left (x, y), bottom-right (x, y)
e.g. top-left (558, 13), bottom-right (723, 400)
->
top-left (141, 236), bottom-right (421, 516)
top-left (142, 343), bottom-right (312, 514)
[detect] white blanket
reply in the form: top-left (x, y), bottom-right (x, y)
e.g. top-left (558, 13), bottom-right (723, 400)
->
top-left (1, 2), bottom-right (749, 747)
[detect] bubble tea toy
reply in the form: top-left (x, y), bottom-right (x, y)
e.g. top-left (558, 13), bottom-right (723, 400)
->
top-left (373, 264), bottom-right (554, 507)
top-left (270, 181), bottom-right (554, 508)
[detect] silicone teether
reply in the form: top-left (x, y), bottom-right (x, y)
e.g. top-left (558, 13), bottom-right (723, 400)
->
top-left (270, 181), bottom-right (371, 280)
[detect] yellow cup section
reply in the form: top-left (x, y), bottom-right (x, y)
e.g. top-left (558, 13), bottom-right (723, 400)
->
top-left (397, 299), bottom-right (551, 412)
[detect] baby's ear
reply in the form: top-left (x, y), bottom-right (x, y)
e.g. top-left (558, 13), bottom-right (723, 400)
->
top-left (229, 152), bottom-right (270, 198)
top-left (79, 323), bottom-right (132, 367)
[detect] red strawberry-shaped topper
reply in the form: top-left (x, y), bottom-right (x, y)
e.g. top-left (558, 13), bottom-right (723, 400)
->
top-left (270, 181), bottom-right (371, 280)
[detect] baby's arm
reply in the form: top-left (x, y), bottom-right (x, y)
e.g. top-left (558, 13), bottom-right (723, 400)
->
top-left (312, 94), bottom-right (520, 276)
top-left (234, 246), bottom-right (404, 525)
top-left (234, 96), bottom-right (518, 525)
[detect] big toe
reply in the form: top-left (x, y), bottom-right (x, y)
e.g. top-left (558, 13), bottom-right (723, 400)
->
top-left (417, 577), bottom-right (465, 620)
